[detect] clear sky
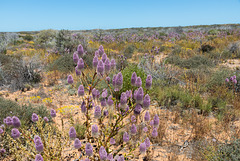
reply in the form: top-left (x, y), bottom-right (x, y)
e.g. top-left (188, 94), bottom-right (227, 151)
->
top-left (0, 0), bottom-right (240, 32)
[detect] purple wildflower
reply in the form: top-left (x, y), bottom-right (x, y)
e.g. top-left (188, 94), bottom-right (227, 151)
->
top-left (145, 137), bottom-right (151, 148)
top-left (99, 146), bottom-right (107, 160)
top-left (135, 77), bottom-right (142, 87)
top-left (78, 85), bottom-right (85, 96)
top-left (146, 75), bottom-right (152, 89)
top-left (85, 143), bottom-right (93, 157)
top-left (35, 139), bottom-right (44, 152)
top-left (50, 109), bottom-right (56, 118)
top-left (32, 113), bottom-right (39, 122)
top-left (12, 116), bottom-right (21, 128)
top-left (130, 124), bottom-right (137, 135)
top-left (67, 75), bottom-right (74, 84)
top-left (42, 117), bottom-right (48, 123)
top-left (35, 154), bottom-right (43, 161)
top-left (110, 138), bottom-right (116, 145)
top-left (143, 94), bottom-right (150, 109)
top-left (11, 128), bottom-right (20, 139)
top-left (81, 101), bottom-right (86, 113)
top-left (140, 142), bottom-right (146, 154)
top-left (152, 128), bottom-right (158, 138)
top-left (123, 132), bottom-right (129, 142)
top-left (102, 53), bottom-right (107, 63)
top-left (134, 104), bottom-right (142, 115)
top-left (97, 60), bottom-right (105, 75)
top-left (69, 127), bottom-right (76, 139)
top-left (5, 116), bottom-right (13, 126)
top-left (74, 138), bottom-right (81, 149)
top-left (77, 58), bottom-right (84, 70)
top-left (73, 51), bottom-right (79, 63)
top-left (94, 106), bottom-right (101, 119)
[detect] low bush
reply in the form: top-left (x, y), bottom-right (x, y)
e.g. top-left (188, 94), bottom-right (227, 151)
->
top-left (166, 55), bottom-right (215, 69)
top-left (0, 97), bottom-right (51, 127)
top-left (47, 54), bottom-right (75, 73)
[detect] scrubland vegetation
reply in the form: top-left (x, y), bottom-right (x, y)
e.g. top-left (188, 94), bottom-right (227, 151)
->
top-left (0, 24), bottom-right (240, 160)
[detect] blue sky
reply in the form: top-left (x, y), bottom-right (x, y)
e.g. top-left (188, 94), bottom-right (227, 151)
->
top-left (0, 0), bottom-right (240, 32)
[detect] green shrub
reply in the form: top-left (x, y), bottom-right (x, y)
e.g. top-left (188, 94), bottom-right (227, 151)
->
top-left (123, 44), bottom-right (135, 58)
top-left (151, 85), bottom-right (202, 109)
top-left (75, 123), bottom-right (86, 139)
top-left (203, 139), bottom-right (240, 161)
top-left (47, 54), bottom-right (75, 73)
top-left (121, 64), bottom-right (147, 93)
top-left (0, 97), bottom-right (51, 127)
top-left (206, 68), bottom-right (233, 92)
top-left (166, 55), bottom-right (215, 69)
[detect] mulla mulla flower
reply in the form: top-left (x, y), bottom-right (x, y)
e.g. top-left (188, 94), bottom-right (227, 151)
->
top-left (145, 137), bottom-right (151, 148)
top-left (77, 58), bottom-right (84, 70)
top-left (143, 94), bottom-right (150, 109)
top-left (75, 67), bottom-right (81, 76)
top-left (99, 45), bottom-right (104, 56)
top-left (74, 138), bottom-right (81, 149)
top-left (131, 72), bottom-right (137, 86)
top-left (110, 59), bottom-right (116, 69)
top-left (67, 75), bottom-right (74, 84)
top-left (101, 98), bottom-right (107, 107)
top-left (102, 89), bottom-right (108, 98)
top-left (99, 146), bottom-right (108, 160)
top-left (5, 116), bottom-right (13, 126)
top-left (123, 132), bottom-right (129, 142)
top-left (11, 128), bottom-right (20, 139)
top-left (120, 92), bottom-right (128, 109)
top-left (134, 104), bottom-right (142, 115)
top-left (35, 138), bottom-right (44, 153)
top-left (152, 128), bottom-right (158, 138)
top-left (104, 58), bottom-right (111, 74)
top-left (81, 101), bottom-right (87, 113)
top-left (144, 111), bottom-right (150, 122)
top-left (35, 154), bottom-right (43, 161)
top-left (135, 77), bottom-right (142, 87)
top-left (12, 116), bottom-right (21, 128)
top-left (50, 109), bottom-right (56, 118)
top-left (94, 106), bottom-right (101, 119)
top-left (145, 75), bottom-right (152, 89)
top-left (73, 51), bottom-right (79, 63)
top-left (153, 114), bottom-right (159, 128)
top-left (91, 124), bottom-right (99, 137)
top-left (69, 126), bottom-right (77, 139)
top-left (32, 113), bottom-right (39, 122)
top-left (115, 72), bottom-right (123, 91)
top-left (77, 44), bottom-right (84, 57)
top-left (43, 117), bottom-right (49, 122)
top-left (102, 53), bottom-right (107, 63)
top-left (78, 85), bottom-right (84, 96)
top-left (85, 143), bottom-right (93, 157)
top-left (34, 135), bottom-right (41, 143)
top-left (130, 124), bottom-right (137, 135)
top-left (93, 55), bottom-right (98, 69)
top-left (136, 87), bottom-right (144, 104)
top-left (97, 60), bottom-right (105, 75)
top-left (107, 95), bottom-right (114, 107)
top-left (110, 137), bottom-right (116, 145)
top-left (140, 142), bottom-right (146, 154)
